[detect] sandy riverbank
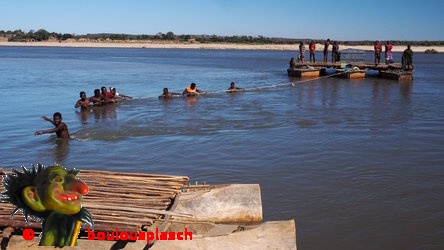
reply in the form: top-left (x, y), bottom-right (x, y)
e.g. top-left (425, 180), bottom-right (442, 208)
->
top-left (0, 41), bottom-right (442, 52)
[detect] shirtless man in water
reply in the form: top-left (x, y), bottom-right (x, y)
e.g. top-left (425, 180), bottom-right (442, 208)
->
top-left (74, 91), bottom-right (90, 109)
top-left (90, 89), bottom-right (104, 106)
top-left (227, 82), bottom-right (245, 92)
top-left (35, 112), bottom-right (70, 139)
top-left (159, 87), bottom-right (180, 99)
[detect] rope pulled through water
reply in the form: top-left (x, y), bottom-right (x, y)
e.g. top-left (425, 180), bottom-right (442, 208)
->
top-left (205, 71), bottom-right (345, 94)
top-left (138, 71), bottom-right (346, 99)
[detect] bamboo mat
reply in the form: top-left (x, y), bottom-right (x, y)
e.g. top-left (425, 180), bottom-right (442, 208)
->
top-left (0, 168), bottom-right (189, 233)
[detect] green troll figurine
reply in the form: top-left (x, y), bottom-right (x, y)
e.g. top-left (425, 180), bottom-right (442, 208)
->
top-left (1, 163), bottom-right (94, 246)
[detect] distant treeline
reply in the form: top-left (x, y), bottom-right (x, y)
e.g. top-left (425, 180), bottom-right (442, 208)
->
top-left (1, 29), bottom-right (443, 46)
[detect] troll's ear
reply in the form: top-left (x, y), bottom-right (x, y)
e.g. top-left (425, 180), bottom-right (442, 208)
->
top-left (22, 186), bottom-right (46, 212)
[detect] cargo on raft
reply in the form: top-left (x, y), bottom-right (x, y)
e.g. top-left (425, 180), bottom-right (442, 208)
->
top-left (334, 65), bottom-right (367, 79)
top-left (287, 66), bottom-right (321, 78)
top-left (379, 69), bottom-right (414, 80)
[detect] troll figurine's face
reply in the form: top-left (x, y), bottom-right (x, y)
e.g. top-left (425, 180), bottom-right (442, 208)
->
top-left (22, 165), bottom-right (89, 215)
top-left (2, 164), bottom-right (93, 246)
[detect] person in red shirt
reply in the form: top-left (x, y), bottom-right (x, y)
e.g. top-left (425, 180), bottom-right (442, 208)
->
top-left (309, 41), bottom-right (316, 63)
top-left (101, 86), bottom-right (116, 104)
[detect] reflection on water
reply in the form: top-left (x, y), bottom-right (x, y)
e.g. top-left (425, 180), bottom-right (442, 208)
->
top-left (75, 104), bottom-right (118, 124)
top-left (399, 81), bottom-right (413, 99)
top-left (75, 109), bottom-right (91, 124)
top-left (54, 139), bottom-right (69, 164)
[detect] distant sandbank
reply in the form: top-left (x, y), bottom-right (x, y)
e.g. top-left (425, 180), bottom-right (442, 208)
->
top-left (0, 41), bottom-right (442, 53)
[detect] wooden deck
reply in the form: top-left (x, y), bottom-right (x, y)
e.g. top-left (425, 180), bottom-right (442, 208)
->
top-left (289, 62), bottom-right (414, 81)
top-left (0, 168), bottom-right (189, 233)
top-left (294, 61), bottom-right (404, 70)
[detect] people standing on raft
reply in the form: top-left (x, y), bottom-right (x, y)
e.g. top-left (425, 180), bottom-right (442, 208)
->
top-left (298, 42), bottom-right (305, 63)
top-left (182, 83), bottom-right (206, 96)
top-left (309, 41), bottom-right (316, 63)
top-left (374, 40), bottom-right (382, 66)
top-left (332, 41), bottom-right (340, 63)
top-left (385, 41), bottom-right (393, 64)
top-left (402, 45), bottom-right (414, 71)
top-left (35, 112), bottom-right (70, 139)
top-left (323, 39), bottom-right (330, 63)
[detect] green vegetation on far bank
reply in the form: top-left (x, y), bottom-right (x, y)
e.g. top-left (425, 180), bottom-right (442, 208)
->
top-left (1, 29), bottom-right (443, 46)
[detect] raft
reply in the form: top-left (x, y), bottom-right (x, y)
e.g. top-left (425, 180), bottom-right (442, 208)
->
top-left (379, 69), bottom-right (414, 80)
top-left (335, 68), bottom-right (367, 79)
top-left (287, 66), bottom-right (321, 78)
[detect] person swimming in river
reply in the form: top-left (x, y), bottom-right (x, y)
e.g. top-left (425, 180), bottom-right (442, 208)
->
top-left (35, 112), bottom-right (70, 139)
top-left (74, 91), bottom-right (90, 109)
top-left (159, 87), bottom-right (181, 99)
top-left (90, 89), bottom-right (104, 106)
top-left (182, 82), bottom-right (206, 96)
top-left (110, 87), bottom-right (132, 101)
top-left (100, 86), bottom-right (116, 104)
top-left (227, 82), bottom-right (245, 92)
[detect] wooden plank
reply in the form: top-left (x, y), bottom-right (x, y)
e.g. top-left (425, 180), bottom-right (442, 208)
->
top-left (85, 204), bottom-right (192, 217)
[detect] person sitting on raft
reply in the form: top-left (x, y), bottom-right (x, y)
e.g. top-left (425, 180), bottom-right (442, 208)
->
top-left (289, 57), bottom-right (296, 69)
top-left (227, 82), bottom-right (245, 92)
top-left (159, 87), bottom-right (180, 99)
top-left (182, 82), bottom-right (206, 97)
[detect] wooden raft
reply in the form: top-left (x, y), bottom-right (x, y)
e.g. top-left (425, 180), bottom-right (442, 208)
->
top-left (0, 168), bottom-right (189, 233)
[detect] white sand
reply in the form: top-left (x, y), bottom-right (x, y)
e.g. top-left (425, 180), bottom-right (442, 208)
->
top-left (0, 41), bottom-right (442, 53)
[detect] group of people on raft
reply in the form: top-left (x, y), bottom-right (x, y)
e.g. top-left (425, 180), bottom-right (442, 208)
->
top-left (290, 39), bottom-right (414, 71)
top-left (374, 41), bottom-right (413, 70)
top-left (293, 39), bottom-right (341, 64)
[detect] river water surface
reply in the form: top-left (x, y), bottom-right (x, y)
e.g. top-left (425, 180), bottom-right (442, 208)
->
top-left (0, 46), bottom-right (443, 249)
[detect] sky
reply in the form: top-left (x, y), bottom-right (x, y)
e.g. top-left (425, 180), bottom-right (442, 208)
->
top-left (1, 0), bottom-right (443, 41)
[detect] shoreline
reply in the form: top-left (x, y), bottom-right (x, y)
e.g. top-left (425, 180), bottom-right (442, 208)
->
top-left (0, 41), bottom-right (443, 52)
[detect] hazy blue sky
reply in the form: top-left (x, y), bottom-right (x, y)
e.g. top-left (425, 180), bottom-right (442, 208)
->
top-left (1, 0), bottom-right (443, 41)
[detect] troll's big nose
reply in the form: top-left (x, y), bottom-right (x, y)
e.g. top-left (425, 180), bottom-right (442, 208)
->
top-left (72, 180), bottom-right (89, 195)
